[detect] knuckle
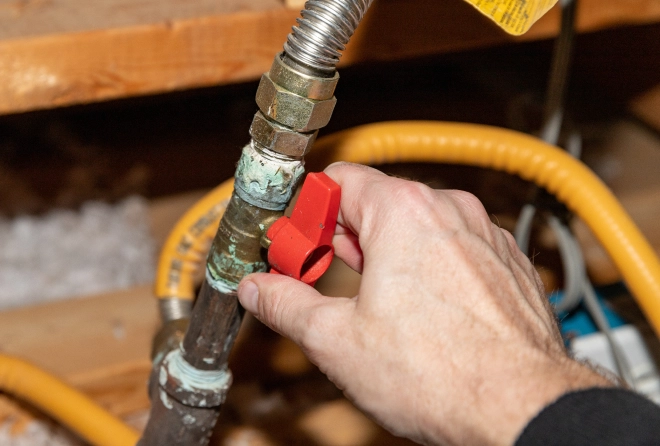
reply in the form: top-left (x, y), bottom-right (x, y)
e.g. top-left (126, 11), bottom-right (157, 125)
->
top-left (450, 190), bottom-right (487, 217)
top-left (393, 181), bottom-right (437, 212)
top-left (446, 190), bottom-right (494, 232)
top-left (500, 227), bottom-right (519, 251)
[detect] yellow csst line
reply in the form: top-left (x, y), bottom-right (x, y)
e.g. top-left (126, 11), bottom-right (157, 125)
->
top-left (463, 0), bottom-right (559, 35)
top-left (0, 355), bottom-right (139, 446)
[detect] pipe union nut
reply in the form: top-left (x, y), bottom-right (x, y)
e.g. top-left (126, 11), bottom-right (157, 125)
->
top-left (256, 73), bottom-right (337, 132)
top-left (269, 53), bottom-right (339, 100)
top-left (249, 111), bottom-right (318, 157)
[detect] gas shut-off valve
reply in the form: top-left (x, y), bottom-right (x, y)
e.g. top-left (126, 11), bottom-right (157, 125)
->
top-left (266, 172), bottom-right (341, 286)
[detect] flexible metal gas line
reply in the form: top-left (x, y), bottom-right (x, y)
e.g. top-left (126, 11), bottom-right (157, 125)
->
top-left (283, 0), bottom-right (374, 74)
top-left (157, 0), bottom-right (374, 325)
top-left (141, 1), bottom-right (374, 444)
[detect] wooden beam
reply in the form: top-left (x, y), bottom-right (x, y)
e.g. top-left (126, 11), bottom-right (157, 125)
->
top-left (1, 0), bottom-right (660, 115)
top-left (0, 285), bottom-right (156, 433)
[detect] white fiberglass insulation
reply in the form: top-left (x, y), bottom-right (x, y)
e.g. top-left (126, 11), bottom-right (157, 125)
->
top-left (0, 196), bottom-right (155, 310)
top-left (0, 196), bottom-right (155, 443)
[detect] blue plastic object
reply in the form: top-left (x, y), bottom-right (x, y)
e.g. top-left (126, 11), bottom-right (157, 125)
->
top-left (551, 290), bottom-right (626, 341)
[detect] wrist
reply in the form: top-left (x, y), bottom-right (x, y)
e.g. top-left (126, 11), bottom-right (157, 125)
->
top-left (420, 354), bottom-right (615, 446)
top-left (499, 356), bottom-right (616, 445)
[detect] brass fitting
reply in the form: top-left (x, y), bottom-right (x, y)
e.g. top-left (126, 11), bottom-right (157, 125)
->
top-left (249, 111), bottom-right (318, 157)
top-left (269, 53), bottom-right (339, 100)
top-left (255, 73), bottom-right (337, 132)
top-left (206, 192), bottom-right (282, 291)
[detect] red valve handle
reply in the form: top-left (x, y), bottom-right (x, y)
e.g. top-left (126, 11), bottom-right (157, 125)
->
top-left (266, 172), bottom-right (341, 286)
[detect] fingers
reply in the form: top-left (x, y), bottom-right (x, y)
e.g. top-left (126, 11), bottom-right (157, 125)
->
top-left (333, 227), bottom-right (363, 273)
top-left (323, 162), bottom-right (390, 238)
top-left (238, 273), bottom-right (354, 348)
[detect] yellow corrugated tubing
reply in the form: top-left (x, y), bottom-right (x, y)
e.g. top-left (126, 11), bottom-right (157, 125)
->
top-left (0, 354), bottom-right (139, 446)
top-left (154, 178), bottom-right (234, 301)
top-left (155, 121), bottom-right (660, 337)
top-left (7, 121), bottom-right (660, 444)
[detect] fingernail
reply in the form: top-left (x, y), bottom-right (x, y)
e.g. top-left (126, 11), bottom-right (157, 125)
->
top-left (238, 280), bottom-right (259, 313)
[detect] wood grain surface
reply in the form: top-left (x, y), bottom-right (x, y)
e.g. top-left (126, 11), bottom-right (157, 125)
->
top-left (1, 0), bottom-right (660, 115)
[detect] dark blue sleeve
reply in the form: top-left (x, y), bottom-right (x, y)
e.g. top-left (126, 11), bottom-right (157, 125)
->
top-left (515, 388), bottom-right (660, 446)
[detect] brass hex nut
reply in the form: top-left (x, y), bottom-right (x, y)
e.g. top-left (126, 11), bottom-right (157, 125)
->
top-left (250, 112), bottom-right (317, 157)
top-left (255, 74), bottom-right (337, 132)
top-left (269, 54), bottom-right (339, 100)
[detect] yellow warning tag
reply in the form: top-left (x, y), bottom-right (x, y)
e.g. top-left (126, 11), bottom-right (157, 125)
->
top-left (463, 0), bottom-right (559, 35)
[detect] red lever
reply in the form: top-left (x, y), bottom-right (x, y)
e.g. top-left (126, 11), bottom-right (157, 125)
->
top-left (267, 172), bottom-right (341, 285)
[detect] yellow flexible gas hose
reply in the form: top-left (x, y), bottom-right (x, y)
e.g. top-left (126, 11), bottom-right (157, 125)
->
top-left (154, 179), bottom-right (234, 301)
top-left (10, 121), bottom-right (658, 443)
top-left (155, 121), bottom-right (660, 337)
top-left (315, 121), bottom-right (660, 335)
top-left (0, 354), bottom-right (139, 446)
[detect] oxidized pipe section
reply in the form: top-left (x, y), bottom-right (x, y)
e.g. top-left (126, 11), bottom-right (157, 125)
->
top-left (206, 192), bottom-right (285, 291)
top-left (141, 1), bottom-right (374, 443)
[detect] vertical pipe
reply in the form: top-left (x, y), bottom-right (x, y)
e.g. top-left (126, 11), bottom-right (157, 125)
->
top-left (142, 1), bottom-right (376, 442)
top-left (181, 281), bottom-right (243, 370)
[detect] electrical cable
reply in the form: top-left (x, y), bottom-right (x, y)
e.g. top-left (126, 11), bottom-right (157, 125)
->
top-left (514, 128), bottom-right (583, 311)
top-left (548, 213), bottom-right (635, 385)
top-left (506, 0), bottom-right (631, 381)
top-left (514, 203), bottom-right (536, 255)
top-left (548, 215), bottom-right (586, 315)
top-left (548, 208), bottom-right (636, 385)
top-left (513, 0), bottom-right (576, 249)
top-left (511, 0), bottom-right (585, 317)
top-left (539, 0), bottom-right (577, 145)
top-left (582, 278), bottom-right (636, 387)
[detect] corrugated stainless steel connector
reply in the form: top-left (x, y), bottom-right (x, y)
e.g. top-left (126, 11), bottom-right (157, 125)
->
top-left (283, 0), bottom-right (374, 74)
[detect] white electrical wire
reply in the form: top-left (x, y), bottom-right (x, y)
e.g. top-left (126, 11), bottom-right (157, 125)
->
top-left (546, 209), bottom-right (635, 386)
top-left (514, 204), bottom-right (536, 255)
top-left (582, 278), bottom-right (636, 388)
top-left (547, 215), bottom-right (585, 314)
top-left (511, 0), bottom-right (635, 388)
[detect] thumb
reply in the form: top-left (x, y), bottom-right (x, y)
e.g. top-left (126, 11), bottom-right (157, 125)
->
top-left (238, 273), bottom-right (351, 346)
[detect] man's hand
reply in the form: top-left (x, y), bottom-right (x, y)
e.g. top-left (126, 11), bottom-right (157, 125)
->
top-left (237, 162), bottom-right (612, 446)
